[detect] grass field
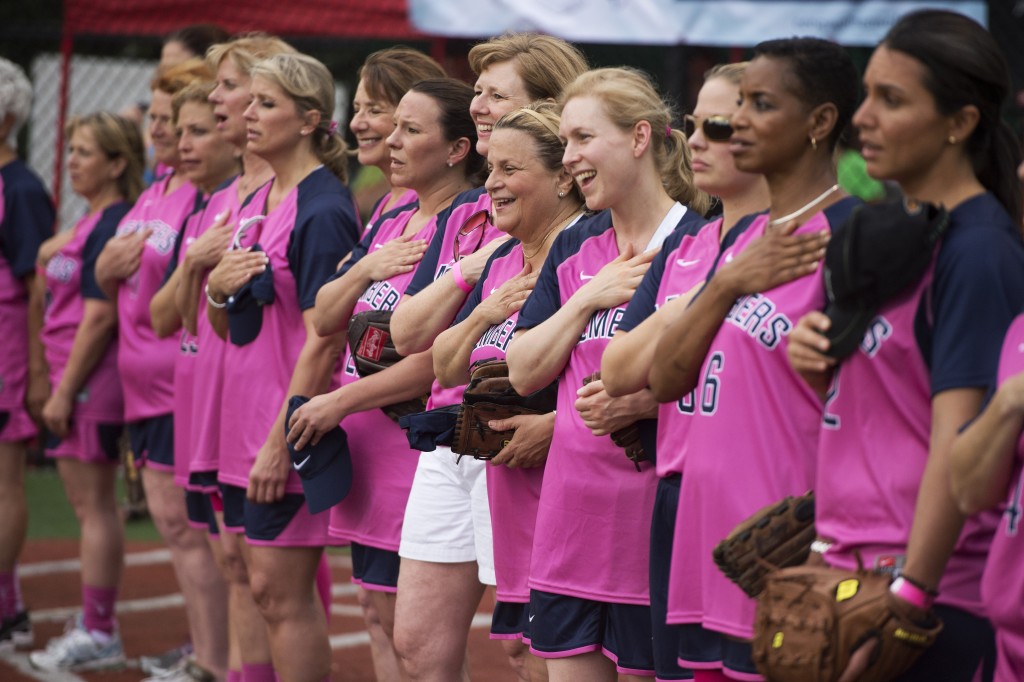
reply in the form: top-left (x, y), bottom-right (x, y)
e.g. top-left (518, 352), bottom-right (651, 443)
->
top-left (26, 465), bottom-right (161, 542)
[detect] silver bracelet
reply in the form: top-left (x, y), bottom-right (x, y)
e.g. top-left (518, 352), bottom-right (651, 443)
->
top-left (205, 283), bottom-right (228, 309)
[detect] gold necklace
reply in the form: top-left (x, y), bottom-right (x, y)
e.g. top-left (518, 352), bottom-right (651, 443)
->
top-left (523, 209), bottom-right (584, 260)
top-left (767, 184), bottom-right (840, 227)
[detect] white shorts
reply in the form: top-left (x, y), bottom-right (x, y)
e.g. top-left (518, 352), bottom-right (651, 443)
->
top-left (399, 447), bottom-right (495, 585)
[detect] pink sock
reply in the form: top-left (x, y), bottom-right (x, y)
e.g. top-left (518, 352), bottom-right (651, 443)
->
top-left (693, 670), bottom-right (733, 682)
top-left (315, 554), bottom-right (331, 620)
top-left (226, 670), bottom-right (243, 682)
top-left (0, 571), bottom-right (16, 619)
top-left (241, 662), bottom-right (276, 682)
top-left (81, 584), bottom-right (118, 634)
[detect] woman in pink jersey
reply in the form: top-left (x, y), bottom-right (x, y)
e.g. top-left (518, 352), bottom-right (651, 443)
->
top-left (645, 39), bottom-right (859, 682)
top-left (168, 35), bottom-right (297, 682)
top-left (952, 315), bottom-right (1024, 682)
top-left (432, 102), bottom-right (586, 681)
top-left (204, 52), bottom-right (360, 682)
top-left (286, 76), bottom-right (481, 677)
top-left (145, 78), bottom-right (243, 682)
top-left (0, 57), bottom-right (54, 654)
top-left (506, 67), bottom-right (709, 682)
top-left (789, 10), bottom-right (1024, 681)
top-left (351, 47), bottom-right (446, 230)
top-left (600, 62), bottom-right (777, 682)
top-left (28, 113), bottom-right (143, 672)
top-left (386, 34), bottom-right (588, 682)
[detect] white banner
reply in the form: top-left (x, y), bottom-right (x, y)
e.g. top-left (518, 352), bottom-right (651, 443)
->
top-left (409, 0), bottom-right (987, 46)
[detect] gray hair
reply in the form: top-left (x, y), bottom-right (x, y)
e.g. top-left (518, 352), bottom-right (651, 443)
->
top-left (0, 58), bottom-right (32, 146)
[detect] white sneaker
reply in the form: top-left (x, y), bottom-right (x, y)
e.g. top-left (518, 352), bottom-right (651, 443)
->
top-left (28, 615), bottom-right (125, 672)
top-left (141, 659), bottom-right (216, 682)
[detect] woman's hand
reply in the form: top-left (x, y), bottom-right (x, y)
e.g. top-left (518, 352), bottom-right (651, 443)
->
top-left (95, 227), bottom-right (154, 283)
top-left (455, 236), bottom-right (511, 285)
top-left (574, 377), bottom-right (656, 436)
top-left (474, 263), bottom-right (537, 326)
top-left (247, 439), bottom-right (290, 504)
top-left (41, 389), bottom-right (73, 439)
top-left (357, 235), bottom-right (429, 281)
top-left (26, 369), bottom-right (50, 426)
top-left (36, 230), bottom-right (75, 270)
top-left (487, 411), bottom-right (555, 469)
top-left (787, 311), bottom-right (837, 395)
top-left (206, 248), bottom-right (269, 301)
top-left (285, 389), bottom-right (347, 452)
top-left (715, 220), bottom-right (828, 299)
top-left (184, 214), bottom-right (233, 271)
top-left (575, 245), bottom-right (656, 314)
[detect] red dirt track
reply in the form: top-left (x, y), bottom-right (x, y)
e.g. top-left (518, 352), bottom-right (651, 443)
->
top-left (2, 540), bottom-right (516, 682)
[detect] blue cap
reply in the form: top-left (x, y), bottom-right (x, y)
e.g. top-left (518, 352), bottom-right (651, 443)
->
top-left (227, 244), bottom-right (275, 347)
top-left (285, 395), bottom-right (352, 514)
top-left (398, 405), bottom-right (460, 452)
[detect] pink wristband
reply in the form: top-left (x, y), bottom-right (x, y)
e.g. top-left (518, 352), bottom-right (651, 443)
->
top-left (451, 261), bottom-right (473, 293)
top-left (890, 576), bottom-right (934, 610)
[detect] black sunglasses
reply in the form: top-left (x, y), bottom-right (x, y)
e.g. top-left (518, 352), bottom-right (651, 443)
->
top-left (683, 114), bottom-right (734, 143)
top-left (453, 209), bottom-right (489, 261)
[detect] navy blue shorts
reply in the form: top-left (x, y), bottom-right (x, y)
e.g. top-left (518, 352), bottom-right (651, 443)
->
top-left (221, 483), bottom-right (246, 532)
top-left (898, 604), bottom-right (994, 681)
top-left (127, 414), bottom-right (174, 471)
top-left (218, 483), bottom-right (307, 542)
top-left (678, 624), bottom-right (758, 679)
top-left (185, 490), bottom-right (219, 536)
top-left (351, 542), bottom-right (400, 592)
top-left (651, 476), bottom-right (693, 680)
top-left (188, 470), bottom-right (219, 493)
top-left (529, 589), bottom-right (655, 675)
top-left (491, 600), bottom-right (530, 641)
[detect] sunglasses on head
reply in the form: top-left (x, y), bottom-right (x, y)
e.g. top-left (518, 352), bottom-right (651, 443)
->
top-left (683, 114), bottom-right (734, 143)
top-left (453, 209), bottom-right (490, 261)
top-left (231, 215), bottom-right (266, 251)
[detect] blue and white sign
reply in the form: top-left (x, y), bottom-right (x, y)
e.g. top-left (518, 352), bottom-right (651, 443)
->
top-left (409, 0), bottom-right (986, 46)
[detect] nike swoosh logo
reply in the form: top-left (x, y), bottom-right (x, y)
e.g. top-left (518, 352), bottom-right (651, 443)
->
top-left (528, 615), bottom-right (535, 622)
top-left (724, 253), bottom-right (734, 263)
top-left (580, 273), bottom-right (595, 280)
top-left (676, 258), bottom-right (701, 268)
top-left (490, 287), bottom-right (499, 295)
top-left (292, 454), bottom-right (311, 470)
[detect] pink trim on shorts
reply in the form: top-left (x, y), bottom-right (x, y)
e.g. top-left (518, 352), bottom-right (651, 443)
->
top-left (244, 500), bottom-right (330, 548)
top-left (677, 658), bottom-right (763, 682)
top-left (186, 519), bottom-right (209, 531)
top-left (0, 407), bottom-right (37, 442)
top-left (349, 576), bottom-right (398, 594)
top-left (136, 454), bottom-right (174, 473)
top-left (489, 632), bottom-right (523, 641)
top-left (603, 647), bottom-right (656, 677)
top-left (529, 643), bottom-right (601, 659)
top-left (44, 419), bottom-right (119, 465)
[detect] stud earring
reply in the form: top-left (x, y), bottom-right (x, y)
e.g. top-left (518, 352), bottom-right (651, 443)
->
top-left (558, 190), bottom-right (565, 198)
top-left (447, 161), bottom-right (453, 168)
top-left (948, 135), bottom-right (957, 145)
top-left (810, 136), bottom-right (817, 151)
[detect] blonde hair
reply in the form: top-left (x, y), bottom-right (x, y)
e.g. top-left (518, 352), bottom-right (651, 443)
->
top-left (494, 102), bottom-right (583, 204)
top-left (151, 57), bottom-right (215, 95)
top-left (66, 112), bottom-right (145, 203)
top-left (171, 80), bottom-right (216, 123)
top-left (250, 53), bottom-right (349, 183)
top-left (704, 62), bottom-right (748, 85)
top-left (561, 68), bottom-right (711, 214)
top-left (468, 33), bottom-right (588, 102)
top-left (206, 33), bottom-right (296, 76)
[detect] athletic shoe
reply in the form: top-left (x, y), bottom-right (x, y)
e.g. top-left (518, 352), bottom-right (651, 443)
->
top-left (141, 659), bottom-right (216, 682)
top-left (139, 641), bottom-right (194, 676)
top-left (0, 611), bottom-right (33, 652)
top-left (28, 615), bottom-right (125, 671)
